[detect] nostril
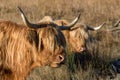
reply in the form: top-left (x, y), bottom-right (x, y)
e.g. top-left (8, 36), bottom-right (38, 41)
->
top-left (78, 46), bottom-right (85, 52)
top-left (59, 55), bottom-right (64, 62)
top-left (81, 47), bottom-right (85, 51)
top-left (59, 56), bottom-right (62, 60)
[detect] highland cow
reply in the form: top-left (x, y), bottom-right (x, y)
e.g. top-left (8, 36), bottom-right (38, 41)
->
top-left (55, 18), bottom-right (105, 53)
top-left (0, 7), bottom-right (67, 80)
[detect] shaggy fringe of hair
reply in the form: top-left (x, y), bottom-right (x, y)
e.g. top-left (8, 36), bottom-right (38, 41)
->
top-left (55, 20), bottom-right (85, 53)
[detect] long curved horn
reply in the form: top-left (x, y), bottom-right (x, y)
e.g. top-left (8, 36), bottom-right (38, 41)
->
top-left (66, 13), bottom-right (81, 28)
top-left (113, 19), bottom-right (120, 27)
top-left (18, 7), bottom-right (39, 29)
top-left (87, 22), bottom-right (106, 31)
top-left (108, 19), bottom-right (120, 31)
top-left (109, 27), bottom-right (120, 32)
top-left (59, 13), bottom-right (81, 30)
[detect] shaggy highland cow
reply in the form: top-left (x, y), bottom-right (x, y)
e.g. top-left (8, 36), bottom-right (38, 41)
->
top-left (0, 7), bottom-right (69, 80)
top-left (55, 18), bottom-right (105, 53)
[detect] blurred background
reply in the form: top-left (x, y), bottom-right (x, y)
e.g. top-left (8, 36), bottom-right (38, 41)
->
top-left (0, 0), bottom-right (120, 25)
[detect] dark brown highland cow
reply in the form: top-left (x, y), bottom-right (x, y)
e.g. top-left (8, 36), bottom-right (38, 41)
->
top-left (0, 7), bottom-right (69, 80)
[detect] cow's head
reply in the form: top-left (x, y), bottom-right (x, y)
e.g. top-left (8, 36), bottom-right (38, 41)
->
top-left (55, 19), bottom-right (85, 53)
top-left (55, 16), bottom-right (105, 53)
top-left (18, 7), bottom-right (67, 67)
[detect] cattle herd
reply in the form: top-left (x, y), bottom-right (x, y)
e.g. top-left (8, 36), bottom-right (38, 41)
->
top-left (0, 7), bottom-right (120, 80)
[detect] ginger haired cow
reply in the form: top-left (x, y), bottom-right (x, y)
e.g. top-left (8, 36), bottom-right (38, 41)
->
top-left (0, 7), bottom-right (68, 80)
top-left (55, 16), bottom-right (105, 53)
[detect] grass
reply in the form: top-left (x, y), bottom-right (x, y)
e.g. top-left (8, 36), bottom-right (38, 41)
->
top-left (0, 0), bottom-right (120, 80)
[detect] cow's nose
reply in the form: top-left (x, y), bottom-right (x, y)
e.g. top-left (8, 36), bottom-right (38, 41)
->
top-left (78, 46), bottom-right (85, 52)
top-left (80, 47), bottom-right (85, 51)
top-left (58, 55), bottom-right (64, 62)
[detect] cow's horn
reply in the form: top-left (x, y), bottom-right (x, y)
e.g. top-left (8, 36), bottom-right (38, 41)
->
top-left (109, 27), bottom-right (120, 32)
top-left (87, 23), bottom-right (106, 31)
top-left (108, 20), bottom-right (120, 32)
top-left (67, 13), bottom-right (81, 28)
top-left (113, 19), bottom-right (120, 27)
top-left (18, 7), bottom-right (39, 29)
top-left (59, 13), bottom-right (81, 30)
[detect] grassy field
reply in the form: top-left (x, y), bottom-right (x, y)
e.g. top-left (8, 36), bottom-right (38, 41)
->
top-left (0, 0), bottom-right (120, 80)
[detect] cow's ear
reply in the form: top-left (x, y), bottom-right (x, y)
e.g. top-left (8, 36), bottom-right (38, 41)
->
top-left (38, 38), bottom-right (44, 52)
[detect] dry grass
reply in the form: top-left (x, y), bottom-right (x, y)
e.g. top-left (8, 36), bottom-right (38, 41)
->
top-left (0, 0), bottom-right (120, 80)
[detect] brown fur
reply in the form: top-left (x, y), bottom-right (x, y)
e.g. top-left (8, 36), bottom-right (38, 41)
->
top-left (0, 20), bottom-right (66, 80)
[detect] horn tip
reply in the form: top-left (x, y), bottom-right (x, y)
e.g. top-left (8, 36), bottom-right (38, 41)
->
top-left (103, 22), bottom-right (106, 25)
top-left (78, 13), bottom-right (81, 19)
top-left (17, 6), bottom-right (20, 10)
top-left (17, 6), bottom-right (23, 13)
